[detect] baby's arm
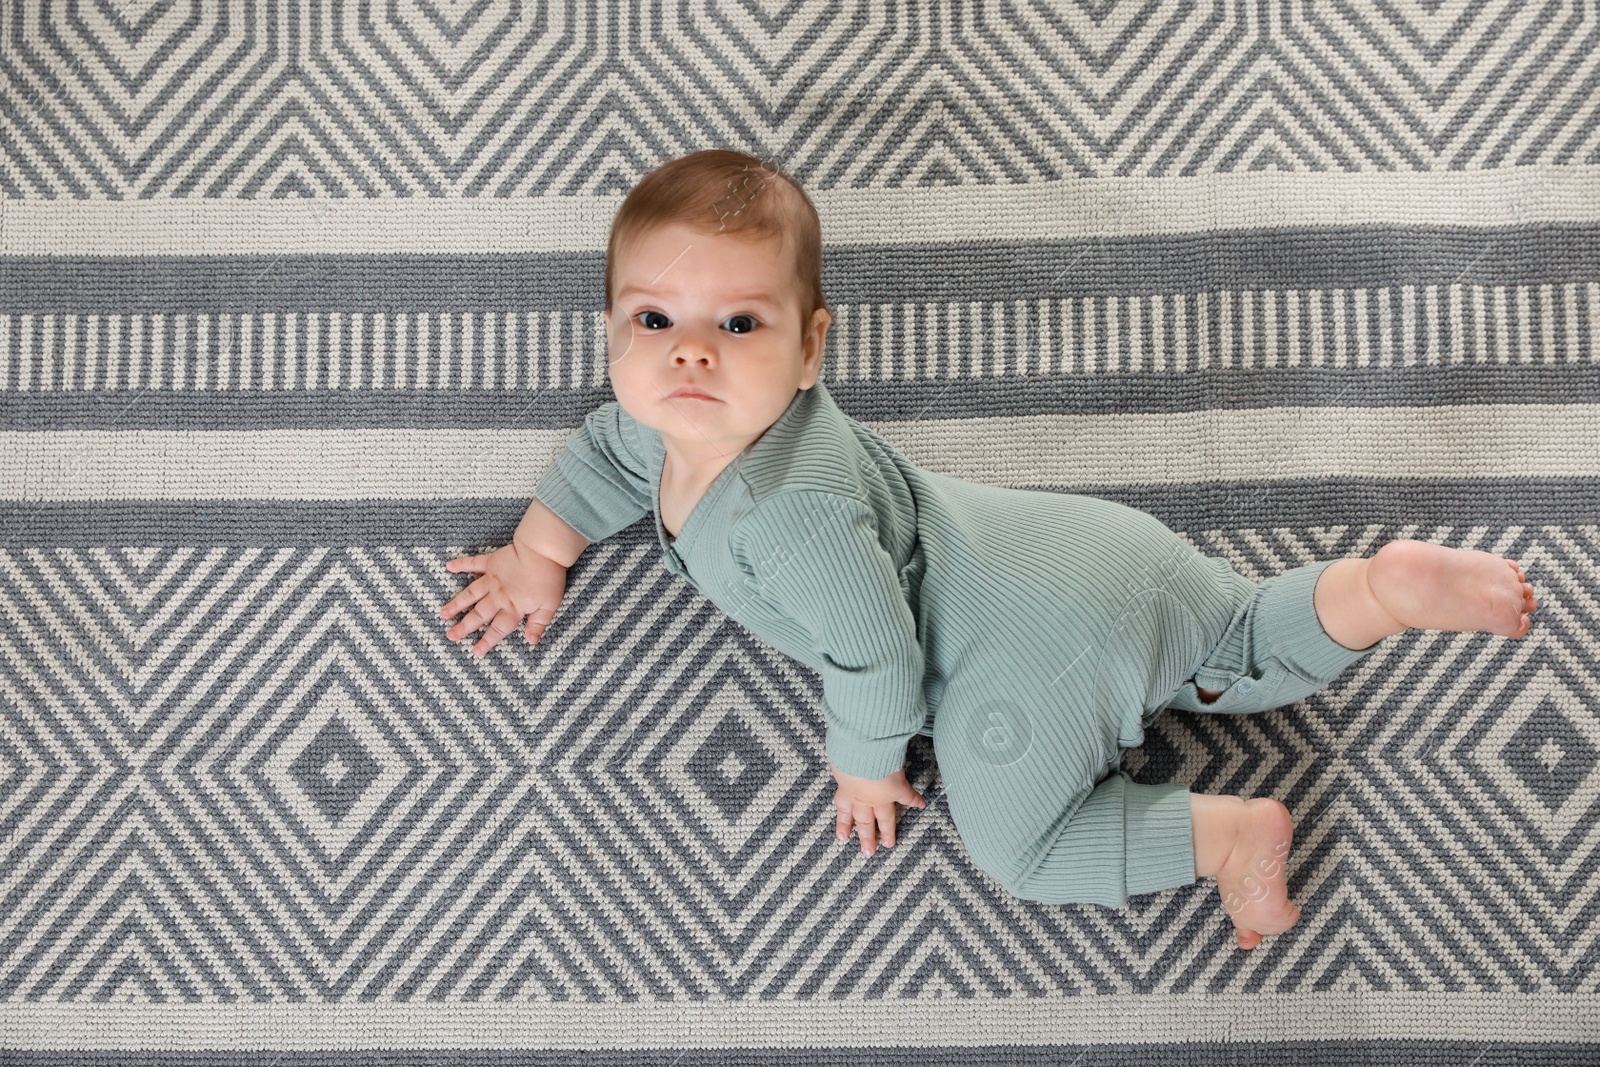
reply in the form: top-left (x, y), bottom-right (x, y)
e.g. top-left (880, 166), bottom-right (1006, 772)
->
top-left (731, 490), bottom-right (929, 853)
top-left (443, 400), bottom-right (652, 655)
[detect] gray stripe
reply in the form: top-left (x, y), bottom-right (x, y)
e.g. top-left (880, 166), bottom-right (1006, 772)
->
top-left (1582, 275), bottom-right (1596, 358)
top-left (2, 365), bottom-right (1595, 430)
top-left (3, 1042), bottom-right (1599, 1065)
top-left (3, 226), bottom-right (1598, 313)
top-left (3, 480), bottom-right (1594, 547)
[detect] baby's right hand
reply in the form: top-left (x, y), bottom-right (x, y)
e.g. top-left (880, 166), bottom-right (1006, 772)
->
top-left (440, 542), bottom-right (568, 657)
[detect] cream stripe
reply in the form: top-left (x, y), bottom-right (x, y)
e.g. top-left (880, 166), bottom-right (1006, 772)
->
top-left (885, 404), bottom-right (1596, 486)
top-left (2, 993), bottom-right (1594, 1049)
top-left (2, 404), bottom-right (1594, 500)
top-left (3, 166), bottom-right (1599, 255)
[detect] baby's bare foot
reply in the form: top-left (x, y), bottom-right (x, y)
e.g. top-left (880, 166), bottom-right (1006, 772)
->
top-left (1366, 540), bottom-right (1538, 638)
top-left (1215, 798), bottom-right (1300, 950)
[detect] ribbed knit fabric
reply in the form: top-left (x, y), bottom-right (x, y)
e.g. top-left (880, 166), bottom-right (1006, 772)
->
top-left (533, 381), bottom-right (1381, 907)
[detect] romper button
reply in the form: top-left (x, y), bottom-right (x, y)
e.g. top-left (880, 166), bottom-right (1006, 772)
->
top-left (1236, 678), bottom-right (1255, 695)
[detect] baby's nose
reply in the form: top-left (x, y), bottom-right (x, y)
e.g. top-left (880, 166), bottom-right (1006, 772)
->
top-left (672, 343), bottom-right (717, 365)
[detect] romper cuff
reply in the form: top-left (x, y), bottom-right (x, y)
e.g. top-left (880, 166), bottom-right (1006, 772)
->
top-left (1265, 558), bottom-right (1386, 682)
top-left (1006, 773), bottom-right (1196, 907)
top-left (1123, 780), bottom-right (1196, 898)
top-left (825, 727), bottom-right (910, 782)
top-left (533, 447), bottom-right (648, 544)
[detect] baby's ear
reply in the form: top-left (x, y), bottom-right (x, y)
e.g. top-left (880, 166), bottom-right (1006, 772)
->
top-left (799, 311), bottom-right (830, 377)
top-left (803, 306), bottom-right (831, 342)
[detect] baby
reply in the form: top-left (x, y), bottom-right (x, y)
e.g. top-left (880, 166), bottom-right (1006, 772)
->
top-left (439, 149), bottom-right (1539, 950)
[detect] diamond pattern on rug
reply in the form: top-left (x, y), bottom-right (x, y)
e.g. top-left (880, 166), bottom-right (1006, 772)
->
top-left (2, 530), bottom-right (1595, 998)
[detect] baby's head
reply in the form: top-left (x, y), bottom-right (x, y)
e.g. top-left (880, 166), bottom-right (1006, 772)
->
top-left (604, 149), bottom-right (828, 332)
top-left (603, 150), bottom-right (834, 462)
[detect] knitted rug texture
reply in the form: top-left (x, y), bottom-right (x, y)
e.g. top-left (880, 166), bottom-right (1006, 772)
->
top-left (2, 3), bottom-right (1598, 1065)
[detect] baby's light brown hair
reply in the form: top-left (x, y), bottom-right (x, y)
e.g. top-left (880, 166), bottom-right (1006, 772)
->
top-left (603, 149), bottom-right (830, 337)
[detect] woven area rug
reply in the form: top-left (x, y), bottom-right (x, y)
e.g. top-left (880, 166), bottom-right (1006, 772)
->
top-left (3, 3), bottom-right (1598, 1065)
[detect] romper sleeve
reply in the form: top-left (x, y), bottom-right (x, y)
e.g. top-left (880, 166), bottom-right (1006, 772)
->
top-left (730, 490), bottom-right (926, 782)
top-left (532, 401), bottom-right (655, 543)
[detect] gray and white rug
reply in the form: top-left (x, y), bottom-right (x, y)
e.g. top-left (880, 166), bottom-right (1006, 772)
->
top-left (2, 2), bottom-right (1598, 1064)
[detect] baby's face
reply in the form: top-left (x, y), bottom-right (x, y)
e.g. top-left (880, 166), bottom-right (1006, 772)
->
top-left (606, 220), bottom-right (830, 467)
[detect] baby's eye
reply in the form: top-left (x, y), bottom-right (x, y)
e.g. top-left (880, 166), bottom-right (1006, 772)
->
top-left (637, 310), bottom-right (671, 330)
top-left (723, 314), bottom-right (759, 334)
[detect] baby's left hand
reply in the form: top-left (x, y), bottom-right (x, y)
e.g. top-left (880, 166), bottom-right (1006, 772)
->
top-left (829, 764), bottom-right (927, 856)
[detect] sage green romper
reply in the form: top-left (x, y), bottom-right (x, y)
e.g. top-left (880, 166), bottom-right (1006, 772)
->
top-left (533, 380), bottom-right (1382, 907)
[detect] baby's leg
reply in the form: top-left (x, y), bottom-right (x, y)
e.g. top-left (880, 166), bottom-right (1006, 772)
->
top-left (1311, 540), bottom-right (1539, 652)
top-left (1191, 793), bottom-right (1299, 949)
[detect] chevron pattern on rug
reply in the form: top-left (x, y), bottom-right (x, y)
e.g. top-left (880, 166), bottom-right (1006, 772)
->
top-left (2, 1), bottom-right (1598, 196)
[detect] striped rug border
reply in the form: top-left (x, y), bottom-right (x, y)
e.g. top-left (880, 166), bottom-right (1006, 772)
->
top-left (6, 992), bottom-right (1597, 1050)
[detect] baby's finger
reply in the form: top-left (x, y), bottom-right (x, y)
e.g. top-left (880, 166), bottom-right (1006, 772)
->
top-left (439, 579), bottom-right (485, 620)
top-left (472, 609), bottom-right (521, 657)
top-left (835, 805), bottom-right (853, 844)
top-left (876, 803), bottom-right (897, 848)
top-left (523, 606), bottom-right (557, 644)
top-left (445, 601), bottom-right (495, 641)
top-left (445, 554), bottom-right (487, 574)
top-left (854, 802), bottom-right (877, 855)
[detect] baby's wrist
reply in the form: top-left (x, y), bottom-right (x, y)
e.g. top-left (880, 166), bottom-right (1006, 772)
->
top-left (512, 535), bottom-right (568, 570)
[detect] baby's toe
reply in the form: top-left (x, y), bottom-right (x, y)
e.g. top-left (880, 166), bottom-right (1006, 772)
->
top-left (1509, 578), bottom-right (1537, 633)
